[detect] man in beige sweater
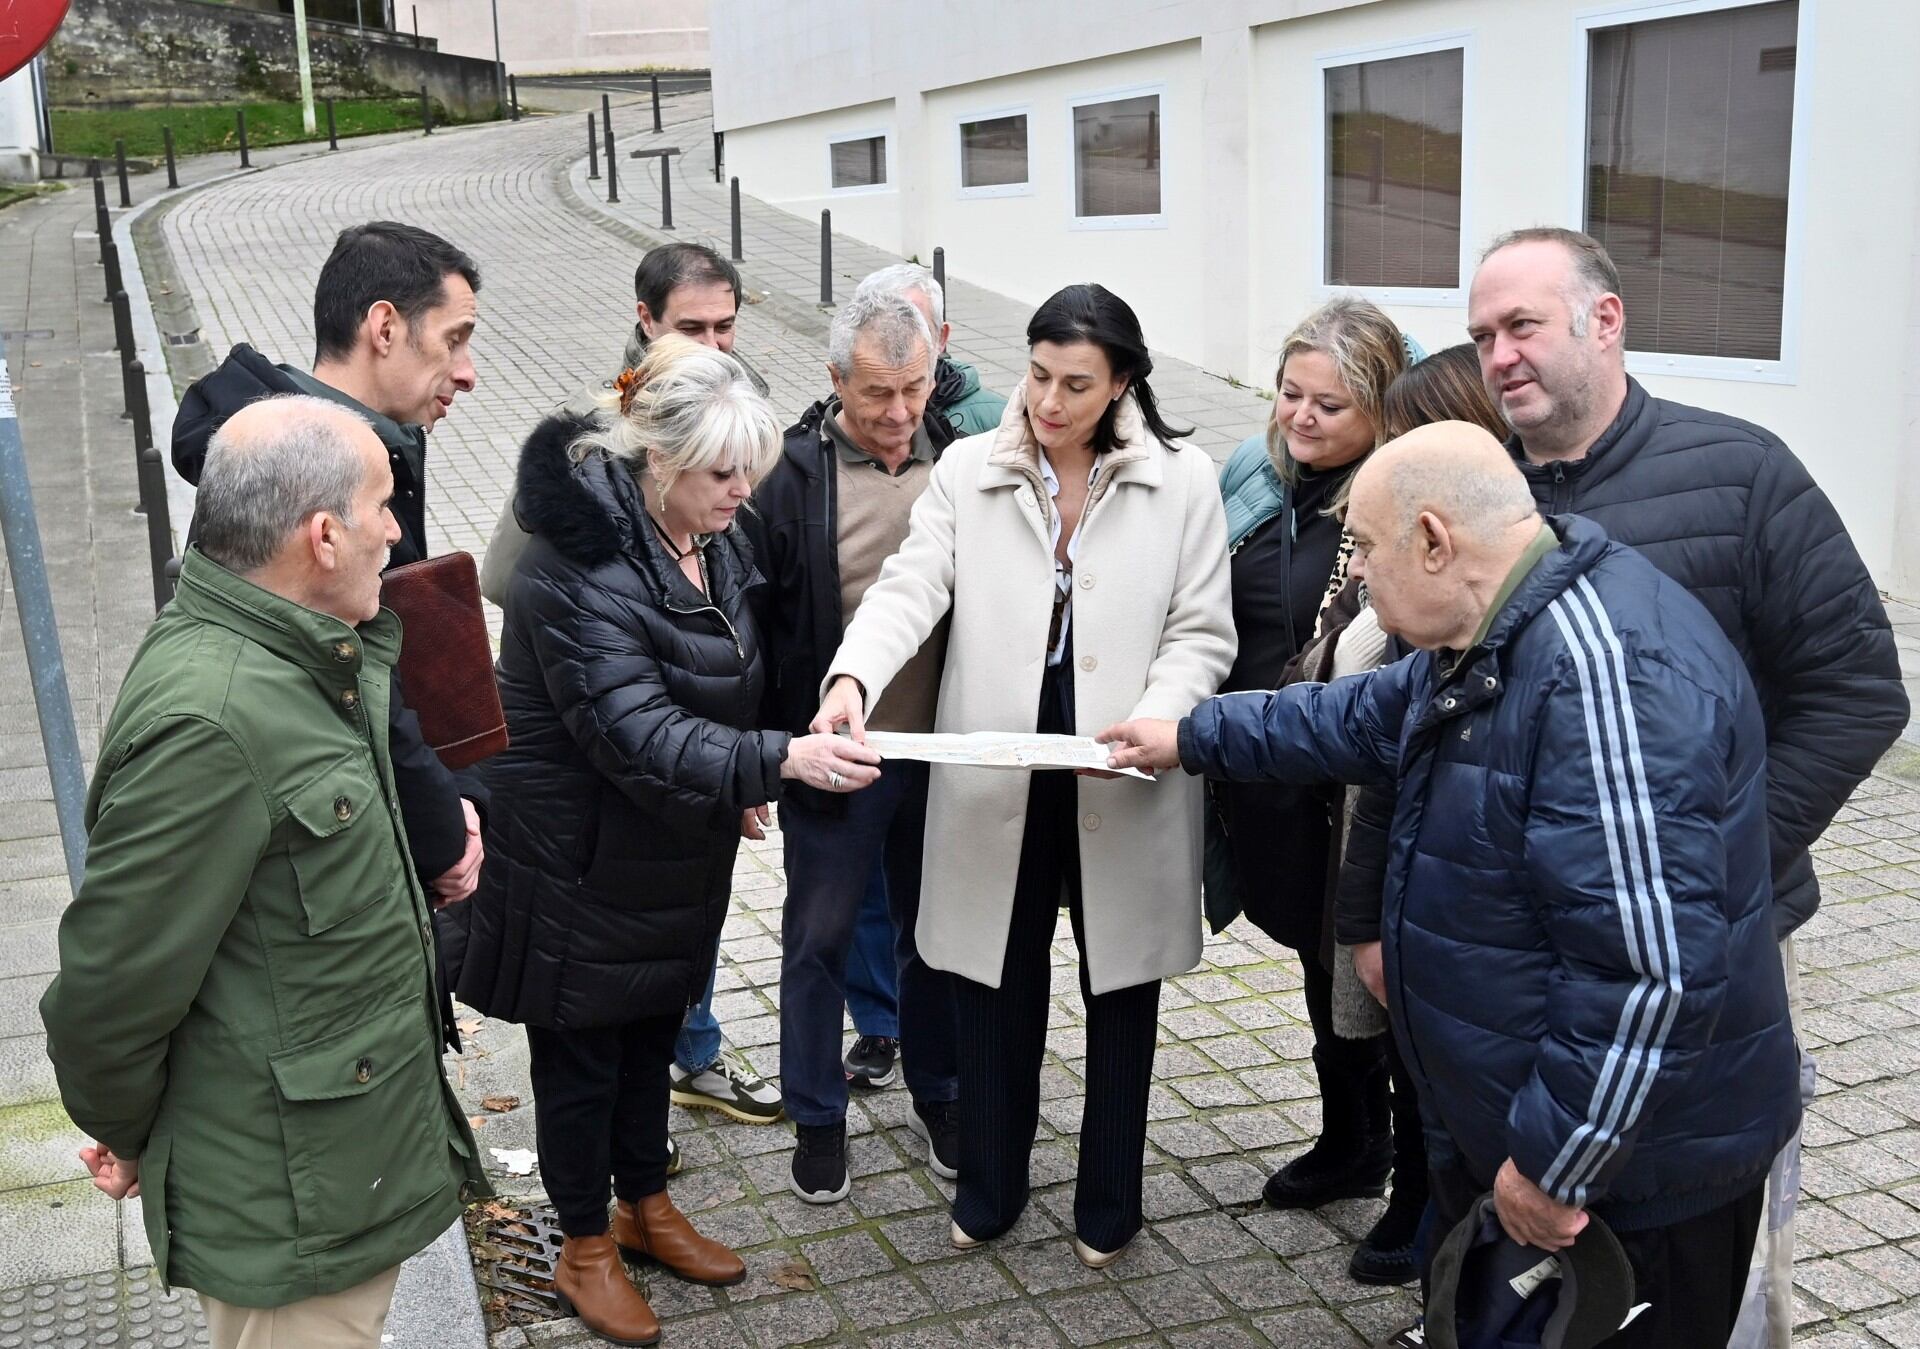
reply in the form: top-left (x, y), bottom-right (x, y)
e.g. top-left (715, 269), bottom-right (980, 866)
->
top-left (741, 288), bottom-right (964, 1206)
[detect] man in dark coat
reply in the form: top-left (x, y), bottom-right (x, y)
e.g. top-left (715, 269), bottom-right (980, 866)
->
top-left (1337, 227), bottom-right (1908, 1346)
top-left (170, 221), bottom-right (485, 1048)
top-left (1102, 425), bottom-right (1802, 1349)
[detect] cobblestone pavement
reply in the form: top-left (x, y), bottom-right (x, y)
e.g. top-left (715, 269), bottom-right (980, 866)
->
top-left (12, 91), bottom-right (1917, 1348)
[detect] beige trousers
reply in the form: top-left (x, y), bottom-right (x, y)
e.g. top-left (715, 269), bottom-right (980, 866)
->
top-left (199, 1264), bottom-right (402, 1349)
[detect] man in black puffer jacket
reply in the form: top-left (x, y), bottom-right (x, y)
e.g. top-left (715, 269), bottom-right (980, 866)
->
top-left (1338, 227), bottom-right (1907, 1348)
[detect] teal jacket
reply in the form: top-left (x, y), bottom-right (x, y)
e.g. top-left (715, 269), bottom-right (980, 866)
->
top-left (933, 356), bottom-right (1007, 438)
top-left (41, 551), bottom-right (486, 1307)
top-left (1220, 433), bottom-right (1286, 551)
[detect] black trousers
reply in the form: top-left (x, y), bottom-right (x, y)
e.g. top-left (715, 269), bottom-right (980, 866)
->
top-left (951, 652), bottom-right (1160, 1252)
top-left (527, 1013), bottom-right (681, 1237)
top-left (1426, 1158), bottom-right (1765, 1349)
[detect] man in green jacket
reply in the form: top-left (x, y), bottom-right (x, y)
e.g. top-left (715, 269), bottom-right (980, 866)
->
top-left (41, 395), bottom-right (487, 1347)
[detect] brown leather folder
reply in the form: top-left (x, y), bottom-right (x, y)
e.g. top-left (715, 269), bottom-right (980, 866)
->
top-left (379, 551), bottom-right (508, 770)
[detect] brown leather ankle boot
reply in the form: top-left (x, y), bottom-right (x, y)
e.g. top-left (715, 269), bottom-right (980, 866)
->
top-left (613, 1192), bottom-right (747, 1286)
top-left (553, 1234), bottom-right (661, 1346)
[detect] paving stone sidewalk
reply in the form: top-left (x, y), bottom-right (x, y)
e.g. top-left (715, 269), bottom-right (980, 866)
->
top-left (7, 88), bottom-right (1920, 1348)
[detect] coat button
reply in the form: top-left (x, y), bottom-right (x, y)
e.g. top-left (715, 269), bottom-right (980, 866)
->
top-left (1441, 696), bottom-right (1457, 710)
top-left (1017, 486), bottom-right (1035, 506)
top-left (1083, 812), bottom-right (1101, 831)
top-left (1483, 676), bottom-right (1498, 690)
top-left (332, 641), bottom-right (356, 663)
top-left (355, 1056), bottom-right (374, 1084)
top-left (340, 688), bottom-right (359, 711)
top-left (333, 796), bottom-right (353, 822)
top-left (1079, 655), bottom-right (1097, 672)
top-left (1079, 572), bottom-right (1095, 590)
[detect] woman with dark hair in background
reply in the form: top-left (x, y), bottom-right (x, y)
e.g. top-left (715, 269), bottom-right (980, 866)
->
top-left (813, 284), bottom-right (1236, 1267)
top-left (1381, 341), bottom-right (1507, 442)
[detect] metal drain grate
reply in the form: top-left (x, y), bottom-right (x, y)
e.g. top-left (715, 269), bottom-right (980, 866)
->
top-left (470, 1203), bottom-right (566, 1326)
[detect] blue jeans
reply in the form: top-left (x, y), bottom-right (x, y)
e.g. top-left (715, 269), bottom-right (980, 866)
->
top-left (674, 960), bottom-right (722, 1074)
top-left (779, 762), bottom-right (956, 1126)
top-left (845, 863), bottom-right (901, 1038)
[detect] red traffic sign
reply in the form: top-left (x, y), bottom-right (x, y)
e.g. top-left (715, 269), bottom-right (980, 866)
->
top-left (0, 0), bottom-right (72, 83)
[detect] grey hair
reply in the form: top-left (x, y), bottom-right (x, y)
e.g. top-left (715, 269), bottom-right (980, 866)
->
top-left (1382, 449), bottom-right (1538, 544)
top-left (854, 262), bottom-right (944, 330)
top-left (573, 332), bottom-right (782, 504)
top-left (827, 288), bottom-right (934, 381)
top-left (196, 394), bottom-right (371, 574)
top-left (1481, 227), bottom-right (1621, 337)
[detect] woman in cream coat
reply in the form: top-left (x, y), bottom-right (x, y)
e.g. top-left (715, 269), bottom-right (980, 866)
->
top-left (814, 284), bottom-right (1235, 1265)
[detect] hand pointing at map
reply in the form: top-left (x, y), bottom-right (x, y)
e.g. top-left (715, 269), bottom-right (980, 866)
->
top-left (812, 676), bottom-right (868, 742)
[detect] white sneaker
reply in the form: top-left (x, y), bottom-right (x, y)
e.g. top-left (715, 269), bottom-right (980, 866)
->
top-left (669, 1054), bottom-right (784, 1124)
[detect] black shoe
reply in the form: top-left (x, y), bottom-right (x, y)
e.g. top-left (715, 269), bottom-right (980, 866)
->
top-left (1348, 1184), bottom-right (1425, 1285)
top-left (1262, 1130), bottom-right (1392, 1210)
top-left (788, 1121), bottom-right (850, 1204)
top-left (1374, 1318), bottom-right (1425, 1348)
top-left (844, 1035), bottom-right (900, 1089)
top-left (908, 1098), bottom-right (959, 1180)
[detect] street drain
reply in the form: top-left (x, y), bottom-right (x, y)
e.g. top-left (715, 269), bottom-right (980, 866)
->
top-left (468, 1202), bottom-right (566, 1327)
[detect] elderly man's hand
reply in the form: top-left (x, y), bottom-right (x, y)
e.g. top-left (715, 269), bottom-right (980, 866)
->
top-left (1095, 719), bottom-right (1181, 775)
top-left (1493, 1158), bottom-right (1588, 1251)
top-left (431, 799), bottom-right (484, 908)
top-left (79, 1143), bottom-right (140, 1200)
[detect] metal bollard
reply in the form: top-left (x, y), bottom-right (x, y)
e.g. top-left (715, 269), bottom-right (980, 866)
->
top-left (93, 175), bottom-right (110, 245)
top-left (820, 210), bottom-right (832, 305)
top-left (325, 97), bottom-right (338, 151)
top-left (729, 177), bottom-right (743, 261)
top-left (601, 92), bottom-right (613, 140)
top-left (421, 85), bottom-right (433, 135)
top-left (103, 238), bottom-right (123, 305)
top-left (933, 247), bottom-right (946, 304)
top-left (659, 151), bottom-right (672, 229)
top-left (237, 109), bottom-right (250, 167)
top-left (163, 126), bottom-right (178, 188)
top-left (139, 445), bottom-right (175, 611)
top-left (111, 287), bottom-right (133, 359)
top-left (127, 356), bottom-right (152, 511)
top-left (587, 113), bottom-right (599, 179)
top-left (604, 119), bottom-right (619, 203)
top-left (713, 130), bottom-right (723, 184)
top-left (88, 157), bottom-right (100, 179)
top-left (510, 75), bottom-right (520, 121)
top-left (651, 73), bottom-right (662, 133)
top-left (114, 138), bottom-right (131, 208)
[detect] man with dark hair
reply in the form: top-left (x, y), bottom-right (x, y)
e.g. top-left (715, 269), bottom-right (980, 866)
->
top-left (171, 220), bottom-right (486, 1050)
top-left (625, 242), bottom-right (768, 392)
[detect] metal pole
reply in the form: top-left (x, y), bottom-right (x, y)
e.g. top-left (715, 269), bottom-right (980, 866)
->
top-left (933, 246), bottom-right (945, 304)
top-left (0, 333), bottom-right (91, 893)
top-left (603, 119), bottom-right (618, 203)
top-left (163, 125), bottom-right (178, 188)
top-left (659, 151), bottom-right (672, 229)
top-left (111, 290), bottom-right (135, 371)
top-left (127, 360), bottom-right (173, 612)
top-left (420, 85), bottom-right (433, 135)
top-left (92, 174), bottom-right (108, 243)
top-left (412, 3), bottom-right (419, 46)
top-left (601, 91), bottom-right (613, 144)
top-left (587, 113), bottom-right (599, 179)
top-left (237, 108), bottom-right (250, 168)
top-left (290, 0), bottom-right (318, 135)
top-left (114, 138), bottom-right (130, 208)
top-left (325, 97), bottom-right (337, 150)
top-left (650, 73), bottom-right (662, 133)
top-left (820, 209), bottom-right (832, 305)
top-left (510, 75), bottom-right (519, 121)
top-left (729, 177), bottom-right (742, 260)
top-left (713, 129), bottom-right (722, 184)
top-left (102, 239), bottom-right (122, 305)
top-left (488, 0), bottom-right (505, 117)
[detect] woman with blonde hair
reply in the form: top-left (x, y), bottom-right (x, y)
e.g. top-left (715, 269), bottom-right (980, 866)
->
top-left (1209, 296), bottom-right (1421, 1267)
top-left (458, 335), bottom-right (880, 1345)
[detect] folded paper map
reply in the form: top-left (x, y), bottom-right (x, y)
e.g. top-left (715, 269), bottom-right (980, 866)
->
top-left (860, 731), bottom-right (1153, 780)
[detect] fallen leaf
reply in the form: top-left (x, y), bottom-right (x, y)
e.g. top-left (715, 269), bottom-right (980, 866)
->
top-left (770, 1260), bottom-right (814, 1291)
top-left (480, 1093), bottom-right (521, 1113)
top-left (457, 1014), bottom-right (484, 1035)
top-left (468, 1115), bottom-right (488, 1128)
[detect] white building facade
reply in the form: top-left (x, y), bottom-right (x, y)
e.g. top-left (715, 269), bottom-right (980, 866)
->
top-left (712, 0), bottom-right (1920, 595)
top-left (409, 0), bottom-right (710, 75)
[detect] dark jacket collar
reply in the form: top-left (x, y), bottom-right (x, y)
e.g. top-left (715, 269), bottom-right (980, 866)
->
top-left (1508, 377), bottom-right (1652, 496)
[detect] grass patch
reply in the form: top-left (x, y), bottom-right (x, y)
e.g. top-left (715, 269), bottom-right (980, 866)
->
top-left (50, 98), bottom-right (494, 160)
top-left (0, 181), bottom-right (62, 212)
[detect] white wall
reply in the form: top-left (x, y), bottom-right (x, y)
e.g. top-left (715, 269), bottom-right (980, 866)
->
top-left (712, 0), bottom-right (1920, 591)
top-left (411, 0), bottom-right (711, 75)
top-left (0, 67), bottom-right (42, 180)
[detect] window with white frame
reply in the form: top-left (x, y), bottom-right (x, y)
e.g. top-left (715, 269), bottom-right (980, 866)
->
top-left (830, 134), bottom-right (887, 190)
top-left (960, 113), bottom-right (1029, 191)
top-left (1584, 0), bottom-right (1798, 361)
top-left (1072, 93), bottom-right (1161, 220)
top-left (1323, 46), bottom-right (1464, 290)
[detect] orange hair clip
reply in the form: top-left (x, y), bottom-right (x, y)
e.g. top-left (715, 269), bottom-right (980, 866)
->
top-left (612, 366), bottom-right (644, 416)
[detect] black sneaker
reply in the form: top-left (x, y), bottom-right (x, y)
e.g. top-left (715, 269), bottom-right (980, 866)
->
top-left (844, 1035), bottom-right (900, 1089)
top-left (908, 1098), bottom-right (959, 1180)
top-left (1375, 1318), bottom-right (1425, 1348)
top-left (665, 1135), bottom-right (682, 1178)
top-left (789, 1121), bottom-right (850, 1204)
